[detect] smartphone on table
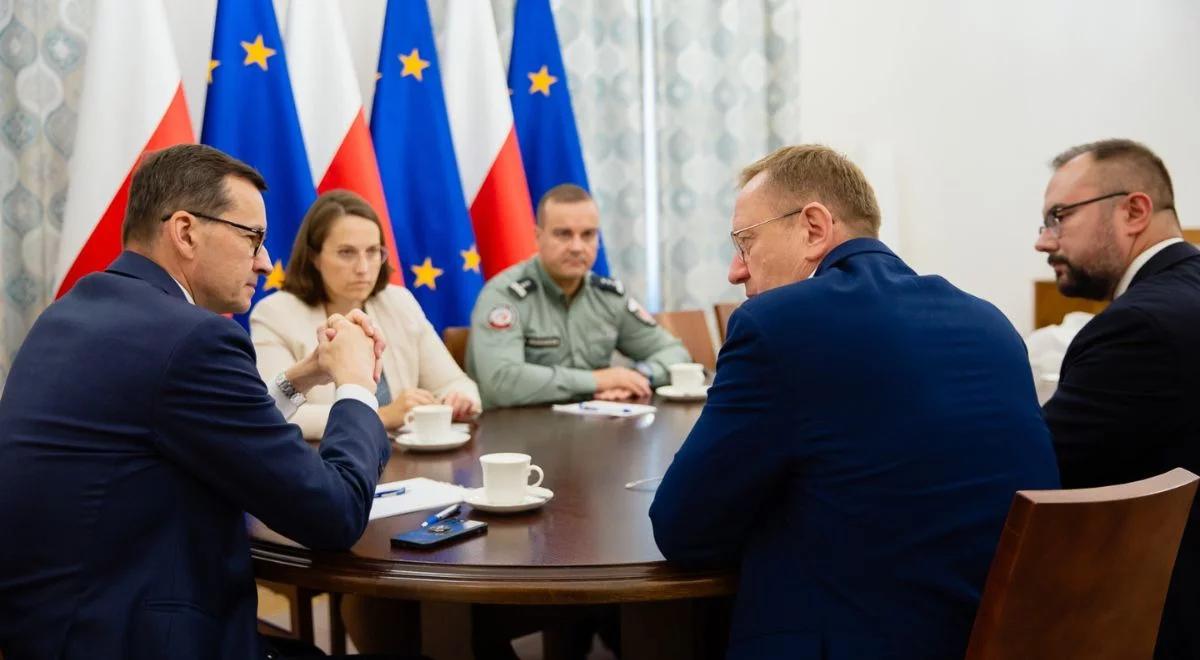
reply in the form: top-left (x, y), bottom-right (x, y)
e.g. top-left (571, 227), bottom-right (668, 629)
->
top-left (391, 518), bottom-right (488, 548)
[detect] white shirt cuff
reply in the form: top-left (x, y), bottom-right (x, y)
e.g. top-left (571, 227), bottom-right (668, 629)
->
top-left (335, 383), bottom-right (379, 412)
top-left (268, 379), bottom-right (300, 421)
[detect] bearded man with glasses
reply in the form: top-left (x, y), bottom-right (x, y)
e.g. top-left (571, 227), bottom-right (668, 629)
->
top-left (1036, 139), bottom-right (1200, 660)
top-left (650, 144), bottom-right (1059, 660)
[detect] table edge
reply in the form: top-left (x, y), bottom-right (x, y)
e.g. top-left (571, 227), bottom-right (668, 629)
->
top-left (251, 542), bottom-right (737, 604)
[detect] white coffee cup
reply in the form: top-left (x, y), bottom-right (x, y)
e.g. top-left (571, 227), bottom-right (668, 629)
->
top-left (480, 453), bottom-right (544, 505)
top-left (668, 363), bottom-right (705, 392)
top-left (404, 404), bottom-right (453, 443)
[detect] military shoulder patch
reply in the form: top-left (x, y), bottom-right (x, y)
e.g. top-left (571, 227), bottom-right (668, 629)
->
top-left (591, 274), bottom-right (625, 296)
top-left (507, 277), bottom-right (537, 299)
top-left (627, 298), bottom-right (657, 326)
top-left (487, 304), bottom-right (516, 330)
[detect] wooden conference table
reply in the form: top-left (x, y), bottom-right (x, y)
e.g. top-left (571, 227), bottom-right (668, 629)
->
top-left (249, 398), bottom-right (737, 659)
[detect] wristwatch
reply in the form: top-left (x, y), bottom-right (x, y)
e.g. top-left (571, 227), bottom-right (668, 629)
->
top-left (634, 362), bottom-right (655, 382)
top-left (275, 372), bottom-right (306, 408)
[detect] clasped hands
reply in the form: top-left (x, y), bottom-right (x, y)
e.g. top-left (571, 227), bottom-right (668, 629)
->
top-left (284, 309), bottom-right (386, 394)
top-left (285, 310), bottom-right (480, 425)
top-left (592, 366), bottom-right (652, 401)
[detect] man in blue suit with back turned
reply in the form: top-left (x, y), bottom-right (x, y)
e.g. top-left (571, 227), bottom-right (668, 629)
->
top-left (0, 145), bottom-right (395, 660)
top-left (650, 145), bottom-right (1060, 659)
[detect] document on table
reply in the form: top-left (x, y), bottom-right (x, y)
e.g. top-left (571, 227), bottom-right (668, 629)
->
top-left (369, 477), bottom-right (468, 521)
top-left (551, 400), bottom-right (657, 418)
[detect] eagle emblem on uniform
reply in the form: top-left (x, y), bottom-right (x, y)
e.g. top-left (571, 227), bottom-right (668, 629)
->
top-left (487, 304), bottom-right (515, 330)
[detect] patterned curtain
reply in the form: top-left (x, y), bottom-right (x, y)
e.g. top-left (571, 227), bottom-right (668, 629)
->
top-left (0, 0), bottom-right (91, 394)
top-left (653, 0), bottom-right (800, 311)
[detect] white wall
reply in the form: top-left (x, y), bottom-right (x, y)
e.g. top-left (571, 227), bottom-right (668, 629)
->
top-left (798, 0), bottom-right (1200, 332)
top-left (163, 0), bottom-right (1200, 333)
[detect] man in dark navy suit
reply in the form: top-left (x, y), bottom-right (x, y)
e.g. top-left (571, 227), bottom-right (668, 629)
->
top-left (1036, 139), bottom-right (1200, 660)
top-left (0, 145), bottom-right (394, 660)
top-left (649, 145), bottom-right (1060, 659)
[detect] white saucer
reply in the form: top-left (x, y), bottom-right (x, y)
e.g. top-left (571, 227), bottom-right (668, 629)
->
top-left (465, 486), bottom-right (554, 513)
top-left (655, 384), bottom-right (709, 401)
top-left (394, 430), bottom-right (471, 452)
top-left (397, 422), bottom-right (471, 435)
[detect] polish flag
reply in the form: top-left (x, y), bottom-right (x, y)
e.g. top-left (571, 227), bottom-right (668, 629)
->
top-left (442, 1), bottom-right (537, 278)
top-left (55, 0), bottom-right (193, 297)
top-left (285, 0), bottom-right (402, 282)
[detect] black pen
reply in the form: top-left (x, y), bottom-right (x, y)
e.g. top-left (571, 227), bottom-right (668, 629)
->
top-left (374, 485), bottom-right (407, 499)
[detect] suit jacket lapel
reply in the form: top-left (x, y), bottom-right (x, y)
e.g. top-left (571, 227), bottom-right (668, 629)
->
top-left (1129, 241), bottom-right (1200, 290)
top-left (813, 238), bottom-right (898, 278)
top-left (106, 251), bottom-right (189, 302)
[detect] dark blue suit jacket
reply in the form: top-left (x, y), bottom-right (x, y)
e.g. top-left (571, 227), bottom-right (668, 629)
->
top-left (649, 239), bottom-right (1060, 660)
top-left (0, 252), bottom-right (390, 660)
top-left (1044, 240), bottom-right (1200, 660)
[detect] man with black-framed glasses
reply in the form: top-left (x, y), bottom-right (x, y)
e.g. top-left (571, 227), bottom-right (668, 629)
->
top-left (651, 144), bottom-right (1058, 660)
top-left (0, 144), bottom-right (412, 660)
top-left (1037, 139), bottom-right (1200, 660)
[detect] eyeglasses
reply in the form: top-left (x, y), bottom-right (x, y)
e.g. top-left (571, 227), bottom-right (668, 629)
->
top-left (162, 210), bottom-right (266, 257)
top-left (327, 245), bottom-right (388, 266)
top-left (1040, 192), bottom-right (1128, 237)
top-left (730, 207), bottom-right (804, 262)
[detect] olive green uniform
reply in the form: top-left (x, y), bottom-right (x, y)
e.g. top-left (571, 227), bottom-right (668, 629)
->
top-left (466, 257), bottom-right (691, 409)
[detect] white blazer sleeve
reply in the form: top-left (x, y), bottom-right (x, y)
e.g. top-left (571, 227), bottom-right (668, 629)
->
top-left (394, 290), bottom-right (481, 409)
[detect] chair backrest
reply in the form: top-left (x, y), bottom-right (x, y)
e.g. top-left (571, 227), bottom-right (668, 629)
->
top-left (964, 468), bottom-right (1199, 660)
top-left (441, 326), bottom-right (470, 370)
top-left (713, 302), bottom-right (740, 344)
top-left (654, 309), bottom-right (717, 372)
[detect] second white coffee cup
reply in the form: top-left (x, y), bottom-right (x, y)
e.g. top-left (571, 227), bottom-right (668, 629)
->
top-left (668, 362), bottom-right (705, 392)
top-left (404, 404), bottom-right (453, 443)
top-left (480, 453), bottom-right (544, 505)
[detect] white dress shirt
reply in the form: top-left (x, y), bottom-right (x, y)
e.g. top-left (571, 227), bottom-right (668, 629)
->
top-left (169, 276), bottom-right (377, 419)
top-left (1113, 237), bottom-right (1185, 299)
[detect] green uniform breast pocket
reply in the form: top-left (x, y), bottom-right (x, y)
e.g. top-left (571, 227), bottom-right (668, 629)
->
top-left (586, 326), bottom-right (620, 366)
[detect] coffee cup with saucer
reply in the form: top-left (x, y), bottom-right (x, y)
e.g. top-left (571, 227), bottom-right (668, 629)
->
top-left (394, 404), bottom-right (471, 452)
top-left (466, 453), bottom-right (554, 513)
top-left (656, 363), bottom-right (709, 401)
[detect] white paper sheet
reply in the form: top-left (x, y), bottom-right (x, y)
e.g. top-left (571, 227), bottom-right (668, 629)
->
top-left (551, 400), bottom-right (657, 418)
top-left (369, 477), bottom-right (469, 521)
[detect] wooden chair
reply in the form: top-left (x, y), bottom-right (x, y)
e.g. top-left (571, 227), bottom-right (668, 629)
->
top-left (654, 310), bottom-right (717, 372)
top-left (713, 302), bottom-right (740, 344)
top-left (442, 326), bottom-right (470, 370)
top-left (964, 468), bottom-right (1199, 660)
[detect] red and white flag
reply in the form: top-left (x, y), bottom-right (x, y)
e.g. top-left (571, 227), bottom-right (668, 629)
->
top-left (285, 0), bottom-right (402, 282)
top-left (55, 0), bottom-right (193, 297)
top-left (442, 1), bottom-right (537, 279)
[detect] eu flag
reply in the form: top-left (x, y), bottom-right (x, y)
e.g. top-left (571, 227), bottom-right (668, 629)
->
top-left (371, 0), bottom-right (481, 332)
top-left (508, 0), bottom-right (610, 276)
top-left (201, 0), bottom-right (315, 324)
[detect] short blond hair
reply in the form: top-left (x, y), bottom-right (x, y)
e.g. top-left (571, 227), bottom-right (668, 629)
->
top-left (739, 145), bottom-right (881, 237)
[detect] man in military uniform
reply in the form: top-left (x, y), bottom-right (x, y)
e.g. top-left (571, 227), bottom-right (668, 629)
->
top-left (467, 183), bottom-right (690, 409)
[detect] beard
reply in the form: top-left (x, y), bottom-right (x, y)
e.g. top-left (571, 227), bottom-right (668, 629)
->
top-left (1049, 255), bottom-right (1118, 300)
top-left (1048, 226), bottom-right (1126, 300)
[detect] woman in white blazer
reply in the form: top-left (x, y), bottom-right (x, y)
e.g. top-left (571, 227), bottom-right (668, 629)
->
top-left (251, 190), bottom-right (480, 439)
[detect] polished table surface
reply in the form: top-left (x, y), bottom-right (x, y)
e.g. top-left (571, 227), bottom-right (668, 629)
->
top-left (248, 398), bottom-right (737, 605)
